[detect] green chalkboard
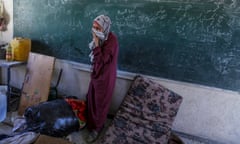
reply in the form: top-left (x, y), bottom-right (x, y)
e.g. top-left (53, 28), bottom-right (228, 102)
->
top-left (14, 0), bottom-right (240, 91)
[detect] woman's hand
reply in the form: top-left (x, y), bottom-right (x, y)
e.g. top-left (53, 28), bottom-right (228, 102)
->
top-left (92, 32), bottom-right (100, 47)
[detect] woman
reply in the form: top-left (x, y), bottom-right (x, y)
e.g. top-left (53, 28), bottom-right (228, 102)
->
top-left (86, 15), bottom-right (119, 143)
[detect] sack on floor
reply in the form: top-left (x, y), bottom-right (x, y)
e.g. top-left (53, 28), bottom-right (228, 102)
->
top-left (24, 99), bottom-right (80, 137)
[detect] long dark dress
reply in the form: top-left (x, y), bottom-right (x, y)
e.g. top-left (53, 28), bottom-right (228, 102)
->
top-left (86, 32), bottom-right (119, 132)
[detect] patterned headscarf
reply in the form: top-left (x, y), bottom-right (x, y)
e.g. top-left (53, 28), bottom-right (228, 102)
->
top-left (89, 15), bottom-right (112, 63)
top-left (94, 15), bottom-right (112, 40)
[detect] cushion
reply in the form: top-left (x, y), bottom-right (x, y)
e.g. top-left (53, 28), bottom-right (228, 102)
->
top-left (98, 75), bottom-right (183, 144)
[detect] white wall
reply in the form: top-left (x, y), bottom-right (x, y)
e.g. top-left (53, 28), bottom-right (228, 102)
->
top-left (155, 77), bottom-right (240, 144)
top-left (65, 62), bottom-right (240, 144)
top-left (9, 60), bottom-right (240, 144)
top-left (3, 0), bottom-right (240, 143)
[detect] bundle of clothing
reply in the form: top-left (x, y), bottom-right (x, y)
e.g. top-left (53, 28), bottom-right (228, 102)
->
top-left (0, 0), bottom-right (7, 31)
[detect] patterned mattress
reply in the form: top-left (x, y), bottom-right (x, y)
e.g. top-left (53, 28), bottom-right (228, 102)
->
top-left (98, 75), bottom-right (183, 144)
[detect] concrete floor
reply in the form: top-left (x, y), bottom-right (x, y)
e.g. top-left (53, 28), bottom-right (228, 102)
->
top-left (0, 111), bottom-right (222, 144)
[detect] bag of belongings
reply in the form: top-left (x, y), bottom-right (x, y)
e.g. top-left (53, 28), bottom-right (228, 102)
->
top-left (23, 99), bottom-right (81, 137)
top-left (0, 0), bottom-right (7, 31)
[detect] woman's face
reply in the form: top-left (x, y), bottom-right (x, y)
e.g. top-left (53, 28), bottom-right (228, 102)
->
top-left (92, 22), bottom-right (103, 32)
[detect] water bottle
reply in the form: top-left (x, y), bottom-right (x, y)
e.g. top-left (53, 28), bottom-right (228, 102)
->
top-left (6, 44), bottom-right (12, 61)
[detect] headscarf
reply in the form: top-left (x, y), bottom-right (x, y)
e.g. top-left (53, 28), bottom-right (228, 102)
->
top-left (93, 15), bottom-right (112, 40)
top-left (89, 15), bottom-right (112, 63)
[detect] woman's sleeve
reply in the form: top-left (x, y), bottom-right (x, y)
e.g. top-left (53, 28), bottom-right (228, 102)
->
top-left (91, 37), bottom-right (117, 79)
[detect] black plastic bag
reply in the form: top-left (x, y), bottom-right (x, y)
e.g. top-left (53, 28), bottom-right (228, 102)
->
top-left (24, 99), bottom-right (80, 137)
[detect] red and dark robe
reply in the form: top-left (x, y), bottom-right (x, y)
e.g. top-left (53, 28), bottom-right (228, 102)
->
top-left (86, 32), bottom-right (119, 132)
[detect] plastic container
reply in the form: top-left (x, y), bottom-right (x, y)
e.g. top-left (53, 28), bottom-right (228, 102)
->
top-left (10, 37), bottom-right (31, 61)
